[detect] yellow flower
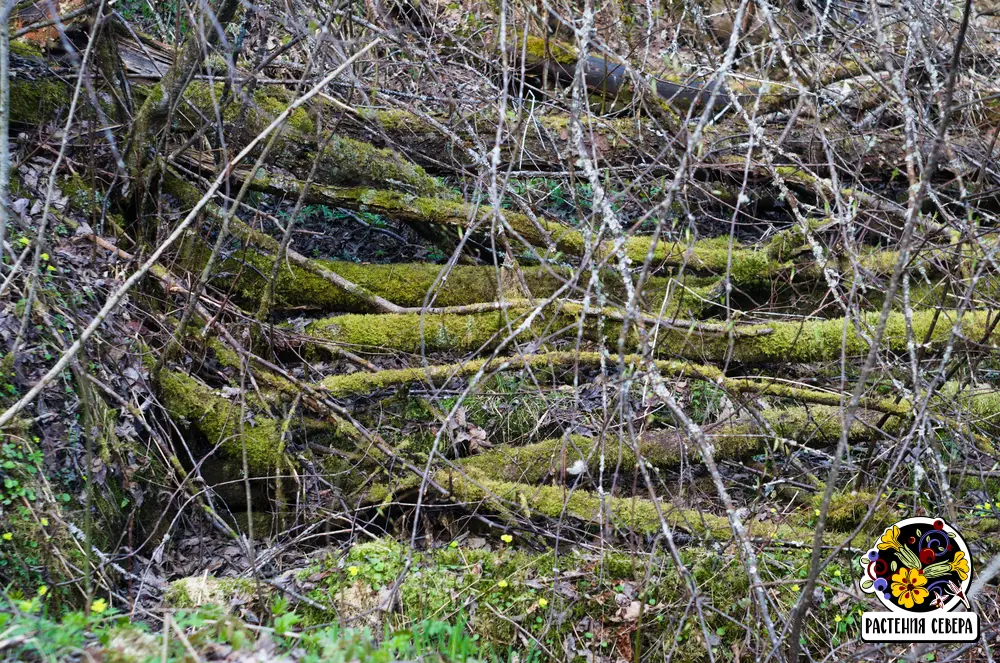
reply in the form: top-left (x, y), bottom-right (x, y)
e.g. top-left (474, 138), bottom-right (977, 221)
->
top-left (791, 584), bottom-right (800, 592)
top-left (950, 551), bottom-right (970, 581)
top-left (37, 586), bottom-right (48, 597)
top-left (91, 598), bottom-right (107, 614)
top-left (40, 518), bottom-right (49, 527)
top-left (2, 533), bottom-right (11, 541)
top-left (501, 534), bottom-right (513, 544)
top-left (878, 525), bottom-right (901, 551)
top-left (834, 615), bottom-right (842, 623)
top-left (498, 580), bottom-right (508, 588)
top-left (538, 598), bottom-right (548, 608)
top-left (891, 568), bottom-right (928, 609)
top-left (348, 566), bottom-right (360, 577)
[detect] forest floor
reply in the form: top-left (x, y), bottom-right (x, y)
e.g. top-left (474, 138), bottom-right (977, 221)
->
top-left (2, 0), bottom-right (1000, 661)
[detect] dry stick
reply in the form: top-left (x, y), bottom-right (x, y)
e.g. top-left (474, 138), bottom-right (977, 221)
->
top-left (69, 356), bottom-right (96, 613)
top-left (258, 109), bottom-right (342, 326)
top-left (318, 350), bottom-right (910, 414)
top-left (566, 0), bottom-right (780, 651)
top-left (125, 0), bottom-right (241, 178)
top-left (857, 300), bottom-right (946, 484)
top-left (0, 38), bottom-right (383, 430)
top-left (12, 1), bottom-right (105, 355)
top-left (784, 0), bottom-right (975, 658)
top-left (236, 348), bottom-right (268, 617)
top-left (12, 0), bottom-right (100, 38)
top-left (0, 243), bottom-right (29, 297)
top-left (0, 0), bottom-right (12, 271)
top-left (159, 29), bottom-right (340, 370)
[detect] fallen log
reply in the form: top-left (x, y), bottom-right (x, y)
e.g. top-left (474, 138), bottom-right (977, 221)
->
top-left (461, 404), bottom-right (896, 481)
top-left (439, 466), bottom-right (852, 543)
top-left (318, 350), bottom-right (910, 415)
top-left (303, 306), bottom-right (996, 364)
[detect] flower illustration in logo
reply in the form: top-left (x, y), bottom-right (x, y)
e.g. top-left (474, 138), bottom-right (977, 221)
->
top-left (859, 517), bottom-right (973, 613)
top-left (890, 568), bottom-right (928, 609)
top-left (877, 525), bottom-right (901, 551)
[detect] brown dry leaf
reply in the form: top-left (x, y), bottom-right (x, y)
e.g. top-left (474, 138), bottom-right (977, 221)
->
top-left (615, 624), bottom-right (635, 661)
top-left (466, 424), bottom-right (492, 454)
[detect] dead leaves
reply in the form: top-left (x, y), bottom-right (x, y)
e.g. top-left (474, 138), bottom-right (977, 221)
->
top-left (442, 405), bottom-right (492, 456)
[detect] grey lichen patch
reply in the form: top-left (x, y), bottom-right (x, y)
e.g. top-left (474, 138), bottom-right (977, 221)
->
top-left (164, 576), bottom-right (257, 611)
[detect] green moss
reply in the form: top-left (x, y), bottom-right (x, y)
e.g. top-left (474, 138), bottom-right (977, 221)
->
top-left (10, 40), bottom-right (43, 58)
top-left (808, 491), bottom-right (892, 532)
top-left (775, 165), bottom-right (817, 185)
top-left (520, 35), bottom-right (579, 64)
top-left (462, 435), bottom-right (608, 483)
top-left (667, 308), bottom-right (992, 365)
top-left (356, 107), bottom-right (425, 131)
top-left (221, 254), bottom-right (567, 313)
top-left (204, 337), bottom-right (296, 401)
top-left (10, 78), bottom-right (71, 125)
top-left (60, 174), bottom-right (104, 217)
top-left (632, 235), bottom-right (782, 287)
top-left (321, 350), bottom-right (691, 396)
top-left (158, 370), bottom-right (283, 476)
top-left (305, 306), bottom-right (993, 365)
top-left (253, 89), bottom-right (316, 134)
top-left (463, 404), bottom-right (889, 483)
top-left (102, 627), bottom-right (160, 663)
top-left (442, 467), bottom-right (831, 543)
top-left (181, 83), bottom-right (444, 196)
top-left (306, 308), bottom-right (551, 354)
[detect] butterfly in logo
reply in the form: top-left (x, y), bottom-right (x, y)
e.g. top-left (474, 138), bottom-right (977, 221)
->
top-left (946, 580), bottom-right (971, 610)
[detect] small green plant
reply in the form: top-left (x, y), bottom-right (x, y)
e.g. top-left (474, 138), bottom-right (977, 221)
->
top-left (0, 439), bottom-right (41, 506)
top-left (689, 381), bottom-right (725, 424)
top-left (295, 619), bottom-right (490, 663)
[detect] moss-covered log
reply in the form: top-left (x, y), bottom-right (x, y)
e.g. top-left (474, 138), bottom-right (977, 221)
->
top-left (255, 173), bottom-right (790, 283)
top-left (158, 369), bottom-right (285, 476)
top-left (440, 467), bottom-right (847, 544)
top-left (255, 172), bottom-right (968, 290)
top-left (9, 76), bottom-right (71, 125)
top-left (213, 248), bottom-right (715, 316)
top-left (319, 350), bottom-right (909, 415)
top-left (177, 82), bottom-right (447, 197)
top-left (513, 35), bottom-right (884, 116)
top-left (349, 107), bottom-right (680, 170)
top-left (305, 306), bottom-right (996, 364)
top-left (461, 405), bottom-right (897, 484)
